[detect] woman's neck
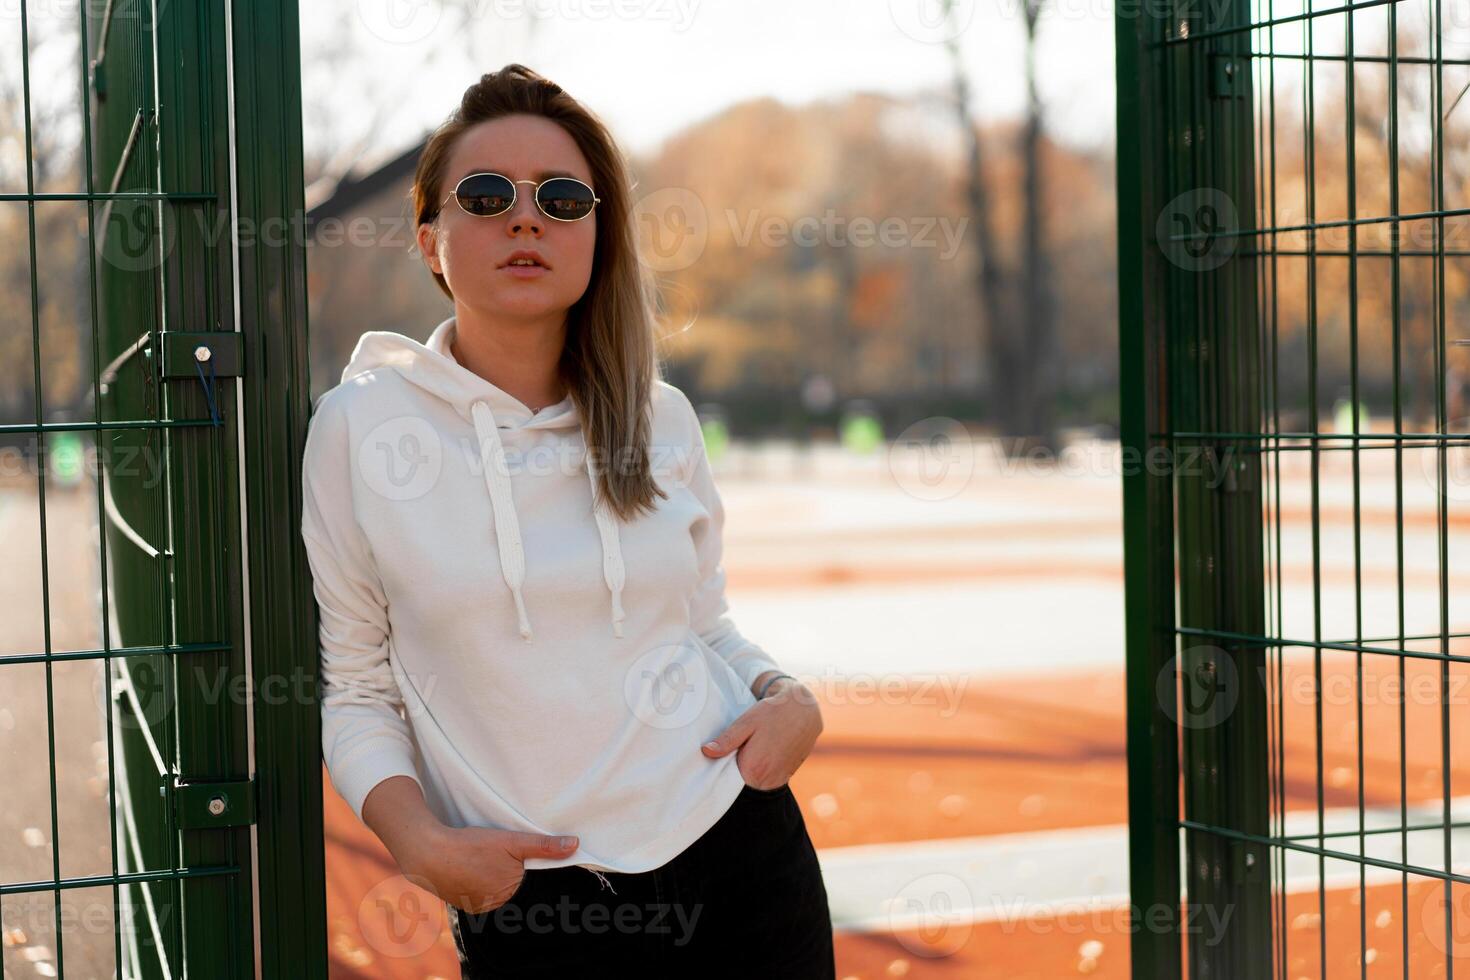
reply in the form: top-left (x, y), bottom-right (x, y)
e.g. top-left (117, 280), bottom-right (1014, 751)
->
top-left (448, 316), bottom-right (566, 412)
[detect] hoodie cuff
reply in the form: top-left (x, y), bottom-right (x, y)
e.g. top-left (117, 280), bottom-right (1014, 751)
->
top-left (330, 746), bottom-right (423, 825)
top-left (720, 642), bottom-right (786, 695)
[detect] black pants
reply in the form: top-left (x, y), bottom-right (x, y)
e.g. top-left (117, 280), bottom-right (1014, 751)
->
top-left (449, 782), bottom-right (836, 978)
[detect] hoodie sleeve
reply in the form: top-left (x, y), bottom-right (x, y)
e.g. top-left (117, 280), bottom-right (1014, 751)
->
top-left (301, 396), bottom-right (422, 824)
top-left (679, 392), bottom-right (786, 694)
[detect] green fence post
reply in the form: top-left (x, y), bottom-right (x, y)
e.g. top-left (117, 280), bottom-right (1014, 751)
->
top-left (1120, 0), bottom-right (1273, 972)
top-left (1117, 0), bottom-right (1185, 973)
top-left (229, 0), bottom-right (329, 976)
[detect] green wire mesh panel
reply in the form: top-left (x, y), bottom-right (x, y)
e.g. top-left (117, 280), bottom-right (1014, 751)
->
top-left (3, 3), bottom-right (253, 978)
top-left (1122, 0), bottom-right (1470, 975)
top-left (1, 2), bottom-right (322, 978)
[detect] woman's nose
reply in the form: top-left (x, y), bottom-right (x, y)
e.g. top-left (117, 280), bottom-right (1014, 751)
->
top-left (506, 185), bottom-right (544, 234)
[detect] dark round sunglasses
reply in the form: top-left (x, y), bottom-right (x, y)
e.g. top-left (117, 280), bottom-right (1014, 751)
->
top-left (440, 172), bottom-right (600, 222)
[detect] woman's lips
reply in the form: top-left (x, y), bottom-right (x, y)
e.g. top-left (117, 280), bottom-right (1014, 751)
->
top-left (502, 263), bottom-right (549, 279)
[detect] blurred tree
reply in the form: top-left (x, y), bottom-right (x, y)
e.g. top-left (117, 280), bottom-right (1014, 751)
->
top-left (944, 0), bottom-right (1058, 452)
top-left (0, 8), bottom-right (89, 436)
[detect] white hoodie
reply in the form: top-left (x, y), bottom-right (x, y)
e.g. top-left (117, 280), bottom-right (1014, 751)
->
top-left (301, 315), bottom-right (786, 876)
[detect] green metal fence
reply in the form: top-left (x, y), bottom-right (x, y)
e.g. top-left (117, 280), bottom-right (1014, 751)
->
top-left (2, 2), bottom-right (324, 977)
top-left (1121, 0), bottom-right (1470, 974)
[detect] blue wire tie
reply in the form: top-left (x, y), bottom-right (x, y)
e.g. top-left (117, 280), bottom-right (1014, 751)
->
top-left (194, 351), bottom-right (222, 427)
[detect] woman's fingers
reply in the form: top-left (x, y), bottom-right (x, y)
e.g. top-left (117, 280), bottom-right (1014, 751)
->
top-left (701, 708), bottom-right (758, 757)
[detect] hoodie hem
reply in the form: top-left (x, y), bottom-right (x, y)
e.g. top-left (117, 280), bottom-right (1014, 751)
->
top-left (520, 759), bottom-right (750, 874)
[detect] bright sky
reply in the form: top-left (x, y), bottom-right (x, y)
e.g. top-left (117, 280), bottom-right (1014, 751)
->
top-left (302, 0), bottom-right (1116, 172)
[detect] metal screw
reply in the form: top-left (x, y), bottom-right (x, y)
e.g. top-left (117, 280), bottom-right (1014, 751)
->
top-left (208, 796), bottom-right (227, 816)
top-left (194, 345), bottom-right (212, 363)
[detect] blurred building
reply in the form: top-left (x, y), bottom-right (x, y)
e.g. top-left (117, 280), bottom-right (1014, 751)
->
top-left (303, 139), bottom-right (446, 401)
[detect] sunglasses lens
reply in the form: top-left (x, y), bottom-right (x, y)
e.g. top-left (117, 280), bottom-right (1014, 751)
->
top-left (455, 173), bottom-right (515, 216)
top-left (536, 178), bottom-right (597, 221)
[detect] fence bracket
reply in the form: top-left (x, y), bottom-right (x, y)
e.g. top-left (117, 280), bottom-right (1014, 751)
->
top-left (160, 332), bottom-right (245, 379)
top-left (1230, 836), bottom-right (1269, 885)
top-left (1210, 54), bottom-right (1247, 100)
top-left (171, 776), bottom-right (257, 830)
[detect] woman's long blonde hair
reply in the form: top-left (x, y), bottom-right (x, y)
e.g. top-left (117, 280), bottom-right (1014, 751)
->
top-left (412, 63), bottom-right (667, 523)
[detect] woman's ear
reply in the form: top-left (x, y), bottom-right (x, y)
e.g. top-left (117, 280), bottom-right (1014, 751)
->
top-left (417, 220), bottom-right (443, 276)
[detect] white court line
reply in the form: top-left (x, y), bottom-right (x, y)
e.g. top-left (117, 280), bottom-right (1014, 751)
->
top-left (818, 797), bottom-right (1470, 933)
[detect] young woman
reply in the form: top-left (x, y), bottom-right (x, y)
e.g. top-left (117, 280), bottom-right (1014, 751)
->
top-left (300, 64), bottom-right (835, 977)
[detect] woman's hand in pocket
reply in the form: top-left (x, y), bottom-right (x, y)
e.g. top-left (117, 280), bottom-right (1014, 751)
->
top-left (702, 675), bottom-right (822, 791)
top-left (399, 825), bottom-right (579, 914)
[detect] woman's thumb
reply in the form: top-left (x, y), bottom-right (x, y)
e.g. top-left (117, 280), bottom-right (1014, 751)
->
top-left (511, 832), bottom-right (579, 858)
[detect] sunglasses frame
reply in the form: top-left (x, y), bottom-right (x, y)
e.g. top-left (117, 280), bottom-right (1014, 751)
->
top-left (439, 172), bottom-right (601, 223)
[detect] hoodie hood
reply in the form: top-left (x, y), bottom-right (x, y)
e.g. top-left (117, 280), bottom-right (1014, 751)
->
top-left (341, 316), bottom-right (626, 642)
top-left (342, 315), bottom-right (579, 432)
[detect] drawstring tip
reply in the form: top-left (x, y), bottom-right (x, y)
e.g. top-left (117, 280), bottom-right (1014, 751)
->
top-left (610, 591), bottom-right (625, 637)
top-left (512, 589), bottom-right (532, 640)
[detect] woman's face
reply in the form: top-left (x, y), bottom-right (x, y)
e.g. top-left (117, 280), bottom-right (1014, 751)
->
top-left (419, 114), bottom-right (597, 322)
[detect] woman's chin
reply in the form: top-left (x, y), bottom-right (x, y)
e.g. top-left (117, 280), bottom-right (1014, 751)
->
top-left (466, 290), bottom-right (570, 319)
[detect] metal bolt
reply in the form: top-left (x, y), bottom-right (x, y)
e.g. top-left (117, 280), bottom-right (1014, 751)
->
top-left (208, 796), bottom-right (227, 816)
top-left (194, 345), bottom-right (212, 363)
top-left (1245, 852), bottom-right (1256, 868)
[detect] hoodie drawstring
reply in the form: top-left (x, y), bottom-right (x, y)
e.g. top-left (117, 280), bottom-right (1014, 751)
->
top-left (471, 398), bottom-right (628, 640)
top-left (586, 453), bottom-right (628, 638)
top-left (471, 401), bottom-right (533, 640)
